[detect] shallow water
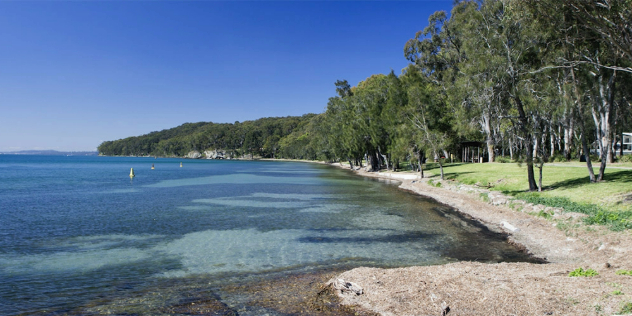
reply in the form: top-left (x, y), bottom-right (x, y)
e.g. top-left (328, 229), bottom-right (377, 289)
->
top-left (0, 156), bottom-right (538, 315)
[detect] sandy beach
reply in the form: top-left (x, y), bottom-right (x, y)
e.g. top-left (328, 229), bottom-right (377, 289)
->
top-left (330, 164), bottom-right (632, 315)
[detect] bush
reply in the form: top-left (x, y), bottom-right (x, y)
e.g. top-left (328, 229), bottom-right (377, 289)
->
top-left (585, 211), bottom-right (632, 231)
top-left (495, 156), bottom-right (512, 163)
top-left (550, 153), bottom-right (568, 162)
top-left (569, 267), bottom-right (599, 277)
top-left (618, 155), bottom-right (632, 163)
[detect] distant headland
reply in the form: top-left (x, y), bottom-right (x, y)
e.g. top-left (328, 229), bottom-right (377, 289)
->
top-left (0, 150), bottom-right (98, 156)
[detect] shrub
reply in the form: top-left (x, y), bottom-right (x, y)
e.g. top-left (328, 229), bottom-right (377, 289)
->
top-left (550, 153), bottom-right (567, 162)
top-left (618, 155), bottom-right (632, 163)
top-left (496, 156), bottom-right (512, 163)
top-left (585, 211), bottom-right (632, 231)
top-left (568, 267), bottom-right (599, 277)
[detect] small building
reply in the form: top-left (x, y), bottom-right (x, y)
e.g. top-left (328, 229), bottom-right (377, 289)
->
top-left (461, 141), bottom-right (485, 163)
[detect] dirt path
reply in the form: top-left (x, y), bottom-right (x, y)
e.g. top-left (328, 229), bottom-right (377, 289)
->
top-left (331, 165), bottom-right (632, 315)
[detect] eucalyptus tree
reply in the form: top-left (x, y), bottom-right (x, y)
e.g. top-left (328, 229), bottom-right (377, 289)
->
top-left (450, 0), bottom-right (511, 163)
top-left (407, 0), bottom-right (548, 190)
top-left (469, 0), bottom-right (553, 191)
top-left (405, 81), bottom-right (453, 180)
top-left (403, 3), bottom-right (468, 178)
top-left (350, 74), bottom-right (394, 171)
top-left (566, 0), bottom-right (632, 73)
top-left (527, 0), bottom-right (632, 182)
top-left (321, 80), bottom-right (364, 168)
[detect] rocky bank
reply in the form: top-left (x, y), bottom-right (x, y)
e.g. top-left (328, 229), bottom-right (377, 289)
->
top-left (330, 165), bottom-right (632, 315)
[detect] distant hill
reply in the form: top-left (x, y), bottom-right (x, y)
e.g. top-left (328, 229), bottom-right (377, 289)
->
top-left (97, 114), bottom-right (319, 159)
top-left (0, 150), bottom-right (98, 156)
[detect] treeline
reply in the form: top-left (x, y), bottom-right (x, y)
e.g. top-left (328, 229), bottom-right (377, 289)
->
top-left (98, 115), bottom-right (316, 158)
top-left (292, 0), bottom-right (632, 191)
top-left (100, 0), bottom-right (632, 192)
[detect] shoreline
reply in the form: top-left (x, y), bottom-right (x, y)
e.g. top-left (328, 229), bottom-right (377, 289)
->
top-left (329, 163), bottom-right (632, 315)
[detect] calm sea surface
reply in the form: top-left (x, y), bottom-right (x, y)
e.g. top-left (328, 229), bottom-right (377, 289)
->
top-left (0, 155), bottom-right (537, 315)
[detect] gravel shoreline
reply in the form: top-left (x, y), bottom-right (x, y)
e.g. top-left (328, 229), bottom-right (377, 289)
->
top-left (331, 164), bottom-right (632, 315)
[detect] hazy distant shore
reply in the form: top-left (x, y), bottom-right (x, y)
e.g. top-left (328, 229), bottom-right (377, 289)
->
top-left (0, 150), bottom-right (98, 156)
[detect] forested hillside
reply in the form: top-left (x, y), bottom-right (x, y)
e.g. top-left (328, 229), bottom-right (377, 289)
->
top-left (97, 115), bottom-right (316, 158)
top-left (99, 0), bottom-right (632, 191)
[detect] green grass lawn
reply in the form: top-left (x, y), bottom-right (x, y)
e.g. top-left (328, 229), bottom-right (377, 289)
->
top-left (422, 161), bottom-right (632, 230)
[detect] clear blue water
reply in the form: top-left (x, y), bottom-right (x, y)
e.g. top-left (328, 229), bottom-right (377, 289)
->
top-left (0, 155), bottom-right (537, 315)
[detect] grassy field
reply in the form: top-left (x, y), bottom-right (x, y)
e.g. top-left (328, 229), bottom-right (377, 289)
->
top-left (421, 161), bottom-right (632, 230)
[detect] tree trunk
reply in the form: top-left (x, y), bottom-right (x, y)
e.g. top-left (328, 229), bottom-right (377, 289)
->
top-left (533, 135), bottom-right (539, 159)
top-left (367, 151), bottom-right (380, 172)
top-left (550, 123), bottom-right (556, 160)
top-left (348, 158), bottom-right (354, 170)
top-left (607, 130), bottom-right (614, 163)
top-left (418, 150), bottom-right (424, 179)
top-left (579, 121), bottom-right (597, 182)
top-left (438, 157), bottom-right (444, 180)
top-left (564, 122), bottom-right (573, 161)
top-left (514, 95), bottom-right (538, 191)
top-left (538, 161), bottom-right (543, 192)
top-left (378, 146), bottom-right (389, 171)
top-left (595, 70), bottom-right (616, 181)
top-left (483, 112), bottom-right (495, 162)
top-left (570, 60), bottom-right (596, 183)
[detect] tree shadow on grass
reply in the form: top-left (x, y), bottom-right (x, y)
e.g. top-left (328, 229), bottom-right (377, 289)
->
top-left (440, 171), bottom-right (474, 180)
top-left (501, 170), bottom-right (632, 196)
top-left (548, 170), bottom-right (632, 190)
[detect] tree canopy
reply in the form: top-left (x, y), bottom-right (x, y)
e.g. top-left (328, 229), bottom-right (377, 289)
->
top-left (99, 0), bottom-right (632, 191)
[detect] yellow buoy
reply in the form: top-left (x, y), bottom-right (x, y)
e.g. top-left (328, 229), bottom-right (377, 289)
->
top-left (129, 168), bottom-right (135, 178)
top-left (151, 163), bottom-right (155, 170)
top-left (180, 162), bottom-right (183, 167)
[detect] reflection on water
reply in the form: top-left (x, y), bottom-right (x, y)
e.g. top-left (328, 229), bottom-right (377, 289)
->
top-left (0, 156), bottom-right (541, 315)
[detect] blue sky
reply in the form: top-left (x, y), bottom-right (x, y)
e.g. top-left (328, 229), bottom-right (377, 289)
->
top-left (0, 1), bottom-right (452, 152)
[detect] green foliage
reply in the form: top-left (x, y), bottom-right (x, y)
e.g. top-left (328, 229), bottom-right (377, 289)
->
top-left (568, 267), bottom-right (599, 277)
top-left (97, 115), bottom-right (317, 159)
top-left (621, 302), bottom-right (632, 314)
top-left (479, 193), bottom-right (489, 202)
top-left (516, 193), bottom-right (632, 230)
top-left (536, 210), bottom-right (553, 220)
top-left (550, 153), bottom-right (568, 163)
top-left (516, 193), bottom-right (600, 214)
top-left (618, 155), bottom-right (632, 163)
top-left (612, 290), bottom-right (624, 295)
top-left (496, 156), bottom-right (513, 163)
top-left (585, 211), bottom-right (632, 231)
top-left (616, 270), bottom-right (632, 276)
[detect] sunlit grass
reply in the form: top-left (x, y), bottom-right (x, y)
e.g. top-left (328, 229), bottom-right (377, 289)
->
top-left (418, 161), bottom-right (632, 230)
top-left (426, 162), bottom-right (631, 208)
